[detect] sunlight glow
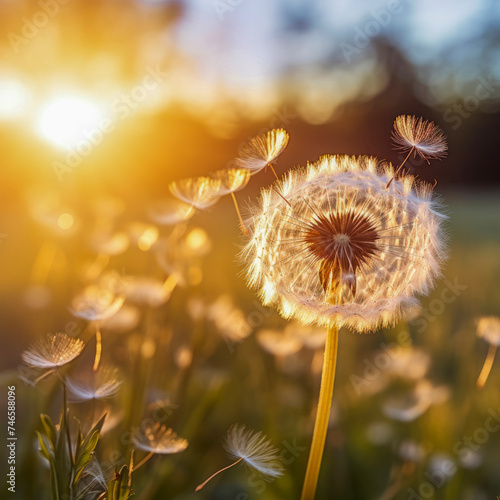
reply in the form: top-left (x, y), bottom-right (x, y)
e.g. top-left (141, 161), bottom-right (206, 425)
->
top-left (0, 79), bottom-right (30, 119)
top-left (35, 95), bottom-right (105, 149)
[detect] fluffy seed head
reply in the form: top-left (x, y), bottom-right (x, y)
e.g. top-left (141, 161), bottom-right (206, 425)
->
top-left (132, 422), bottom-right (188, 454)
top-left (21, 332), bottom-right (85, 369)
top-left (70, 285), bottom-right (125, 321)
top-left (213, 167), bottom-right (251, 195)
top-left (66, 366), bottom-right (122, 402)
top-left (169, 176), bottom-right (221, 209)
top-left (234, 129), bottom-right (289, 174)
top-left (224, 424), bottom-right (284, 478)
top-left (241, 154), bottom-right (447, 332)
top-left (392, 115), bottom-right (447, 162)
top-left (477, 316), bottom-right (500, 346)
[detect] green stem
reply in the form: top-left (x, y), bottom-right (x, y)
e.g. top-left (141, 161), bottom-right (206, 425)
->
top-left (300, 324), bottom-right (339, 500)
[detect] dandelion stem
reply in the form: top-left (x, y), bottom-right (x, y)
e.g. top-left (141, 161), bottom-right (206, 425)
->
top-left (134, 451), bottom-right (155, 471)
top-left (93, 325), bottom-right (102, 371)
top-left (195, 457), bottom-right (243, 492)
top-left (477, 343), bottom-right (497, 389)
top-left (230, 192), bottom-right (248, 235)
top-left (386, 148), bottom-right (414, 188)
top-left (300, 323), bottom-right (339, 500)
top-left (268, 163), bottom-right (280, 181)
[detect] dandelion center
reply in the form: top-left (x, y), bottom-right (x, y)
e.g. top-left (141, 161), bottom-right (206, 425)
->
top-left (302, 209), bottom-right (379, 302)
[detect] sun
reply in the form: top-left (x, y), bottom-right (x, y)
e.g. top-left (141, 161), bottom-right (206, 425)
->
top-left (35, 94), bottom-right (106, 149)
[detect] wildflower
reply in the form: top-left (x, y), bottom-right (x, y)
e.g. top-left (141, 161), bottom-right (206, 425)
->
top-left (234, 129), bottom-right (289, 178)
top-left (392, 115), bottom-right (448, 163)
top-left (21, 332), bottom-right (85, 370)
top-left (476, 316), bottom-right (500, 388)
top-left (196, 424), bottom-right (284, 492)
top-left (66, 366), bottom-right (122, 402)
top-left (242, 154), bottom-right (446, 333)
top-left (132, 422), bottom-right (188, 454)
top-left (169, 176), bottom-right (221, 210)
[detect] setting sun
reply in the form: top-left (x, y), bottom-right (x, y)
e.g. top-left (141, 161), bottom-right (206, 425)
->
top-left (35, 94), bottom-right (105, 149)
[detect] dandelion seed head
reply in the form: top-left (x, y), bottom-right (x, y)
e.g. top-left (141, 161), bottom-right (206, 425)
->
top-left (477, 316), bottom-right (500, 346)
top-left (241, 154), bottom-right (446, 332)
top-left (21, 332), bottom-right (85, 369)
top-left (70, 285), bottom-right (125, 321)
top-left (67, 366), bottom-right (122, 402)
top-left (392, 115), bottom-right (447, 162)
top-left (169, 176), bottom-right (221, 209)
top-left (213, 167), bottom-right (251, 195)
top-left (132, 422), bottom-right (188, 454)
top-left (224, 424), bottom-right (284, 478)
top-left (234, 129), bottom-right (289, 174)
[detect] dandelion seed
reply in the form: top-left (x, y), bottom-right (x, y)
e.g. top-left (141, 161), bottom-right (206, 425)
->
top-left (476, 316), bottom-right (500, 389)
top-left (383, 347), bottom-right (431, 381)
top-left (123, 276), bottom-right (172, 307)
top-left (66, 366), bottom-right (122, 402)
top-left (100, 304), bottom-right (141, 333)
top-left (213, 167), bottom-right (252, 233)
top-left (70, 285), bottom-right (125, 322)
top-left (169, 176), bottom-right (221, 210)
top-left (21, 332), bottom-right (85, 370)
top-left (234, 129), bottom-right (289, 179)
top-left (257, 328), bottom-right (303, 357)
top-left (242, 154), bottom-right (446, 333)
top-left (392, 115), bottom-right (448, 162)
top-left (132, 422), bottom-right (188, 465)
top-left (196, 424), bottom-right (284, 492)
top-left (149, 198), bottom-right (195, 225)
top-left (387, 115), bottom-right (447, 188)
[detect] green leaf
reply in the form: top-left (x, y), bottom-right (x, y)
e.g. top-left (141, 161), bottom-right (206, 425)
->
top-left (36, 430), bottom-right (54, 462)
top-left (40, 414), bottom-right (57, 452)
top-left (108, 465), bottom-right (133, 500)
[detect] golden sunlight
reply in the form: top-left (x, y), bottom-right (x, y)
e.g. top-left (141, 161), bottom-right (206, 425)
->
top-left (35, 94), bottom-right (105, 149)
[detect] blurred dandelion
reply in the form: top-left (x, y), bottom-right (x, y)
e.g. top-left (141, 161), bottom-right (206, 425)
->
top-left (149, 198), bottom-right (195, 225)
top-left (89, 230), bottom-right (130, 256)
top-left (21, 332), bottom-right (85, 372)
top-left (66, 366), bottom-right (122, 402)
top-left (196, 424), bottom-right (284, 492)
top-left (169, 176), bottom-right (221, 210)
top-left (71, 284), bottom-right (125, 370)
top-left (213, 167), bottom-right (251, 234)
top-left (234, 128), bottom-right (289, 179)
top-left (241, 152), bottom-right (446, 500)
top-left (133, 422), bottom-right (188, 469)
top-left (476, 316), bottom-right (500, 389)
top-left (257, 328), bottom-right (303, 358)
top-left (388, 115), bottom-right (447, 187)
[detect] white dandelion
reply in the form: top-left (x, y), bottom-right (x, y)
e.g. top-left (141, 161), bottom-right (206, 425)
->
top-left (21, 333), bottom-right (85, 371)
top-left (196, 424), bottom-right (284, 492)
top-left (234, 129), bottom-right (289, 178)
top-left (169, 176), bottom-right (221, 210)
top-left (66, 366), bottom-right (122, 402)
top-left (242, 154), bottom-right (446, 333)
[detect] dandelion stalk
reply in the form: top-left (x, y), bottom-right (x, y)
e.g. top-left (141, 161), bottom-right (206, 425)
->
top-left (386, 148), bottom-right (414, 188)
top-left (477, 343), bottom-right (497, 389)
top-left (300, 323), bottom-right (339, 500)
top-left (134, 451), bottom-right (155, 471)
top-left (93, 324), bottom-right (102, 371)
top-left (195, 457), bottom-right (243, 492)
top-left (267, 163), bottom-right (280, 181)
top-left (230, 192), bottom-right (248, 235)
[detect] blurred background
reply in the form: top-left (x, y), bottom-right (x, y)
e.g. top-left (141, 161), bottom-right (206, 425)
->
top-left (1, 1), bottom-right (500, 499)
